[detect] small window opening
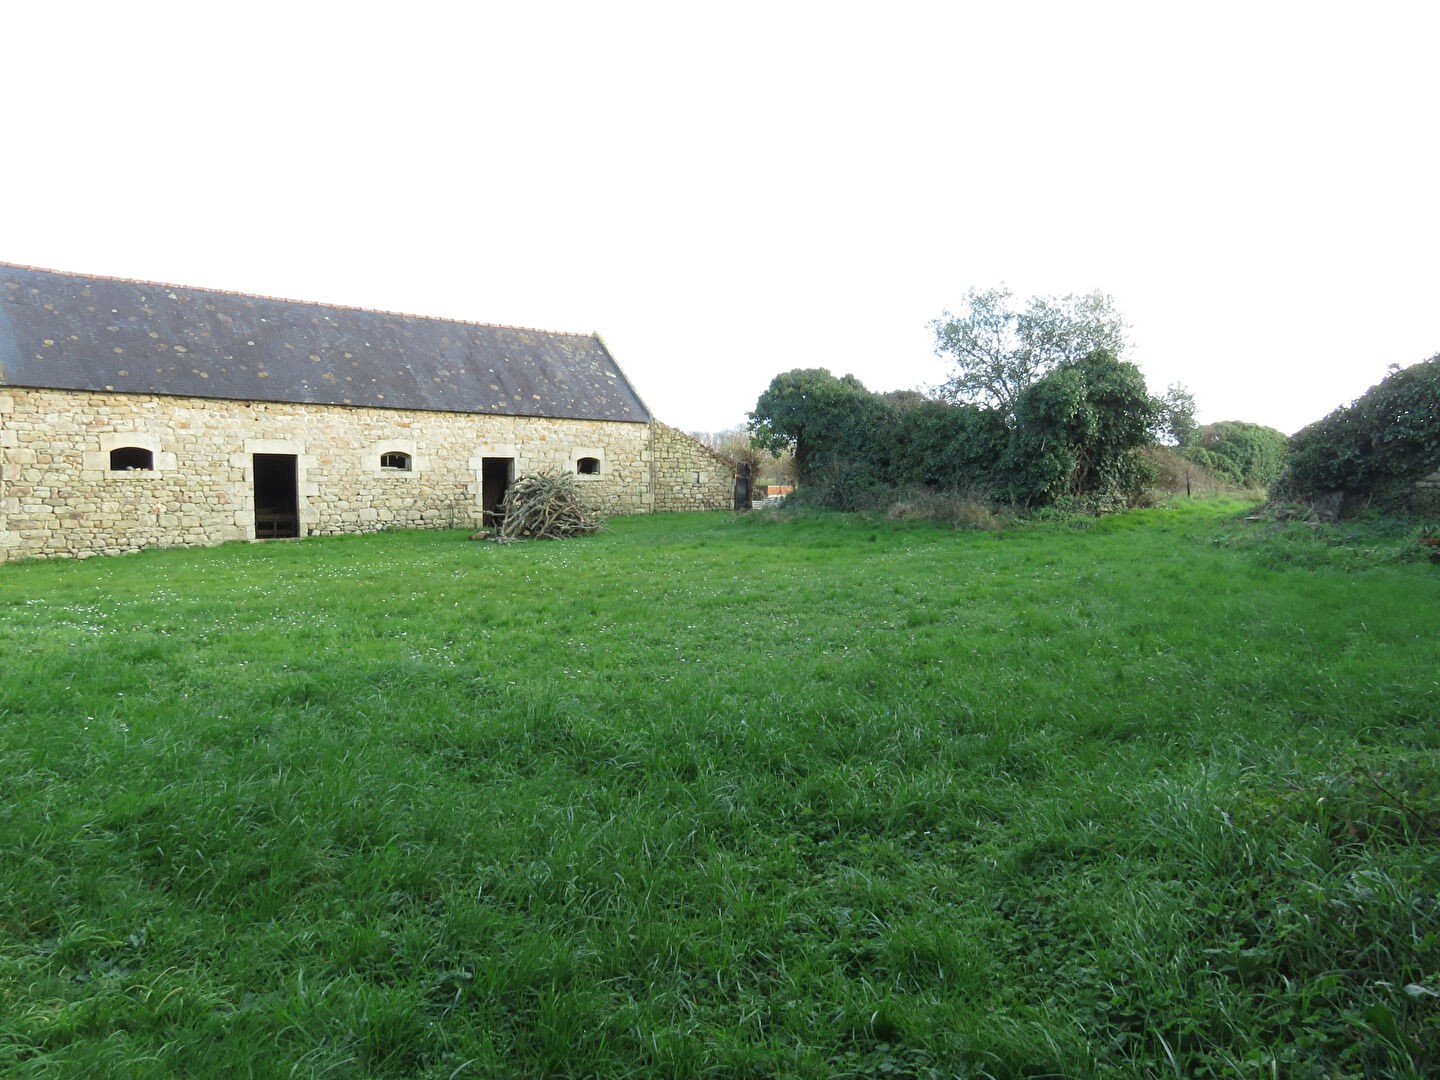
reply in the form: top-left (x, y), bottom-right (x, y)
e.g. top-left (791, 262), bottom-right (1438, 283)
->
top-left (110, 446), bottom-right (154, 471)
top-left (380, 451), bottom-right (412, 471)
top-left (693, 471), bottom-right (702, 485)
top-left (576, 456), bottom-right (601, 475)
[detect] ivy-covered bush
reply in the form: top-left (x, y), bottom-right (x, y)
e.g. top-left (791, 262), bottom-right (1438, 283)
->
top-left (748, 370), bottom-right (993, 496)
top-left (1000, 350), bottom-right (1157, 505)
top-left (1182, 421), bottom-right (1290, 489)
top-left (888, 398), bottom-right (1008, 491)
top-left (748, 351), bottom-right (1160, 512)
top-left (747, 368), bottom-right (894, 482)
top-left (1278, 355), bottom-right (1440, 511)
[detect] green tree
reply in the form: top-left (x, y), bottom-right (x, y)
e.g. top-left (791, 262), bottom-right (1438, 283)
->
top-left (748, 350), bottom-right (1160, 511)
top-left (931, 286), bottom-right (1129, 414)
top-left (747, 369), bottom-right (892, 482)
top-left (1183, 421), bottom-right (1289, 488)
top-left (1000, 349), bottom-right (1157, 505)
top-left (1155, 382), bottom-right (1199, 447)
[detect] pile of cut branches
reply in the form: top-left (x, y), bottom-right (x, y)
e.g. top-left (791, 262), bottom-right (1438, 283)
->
top-left (491, 471), bottom-right (603, 542)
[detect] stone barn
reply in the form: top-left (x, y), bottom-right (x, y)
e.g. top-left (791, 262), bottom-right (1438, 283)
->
top-left (0, 263), bottom-right (734, 560)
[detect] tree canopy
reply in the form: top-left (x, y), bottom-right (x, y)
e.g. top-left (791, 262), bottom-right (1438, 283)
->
top-left (747, 368), bottom-right (891, 481)
top-left (1154, 383), bottom-right (1199, 447)
top-left (748, 349), bottom-right (1156, 509)
top-left (746, 285), bottom-right (1313, 513)
top-left (930, 286), bottom-right (1129, 414)
top-left (1001, 350), bottom-right (1157, 504)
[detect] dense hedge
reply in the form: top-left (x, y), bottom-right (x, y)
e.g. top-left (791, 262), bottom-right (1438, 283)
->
top-left (748, 351), bottom-right (1156, 509)
top-left (1181, 421), bottom-right (1290, 489)
top-left (888, 399), bottom-right (1009, 490)
top-left (1001, 350), bottom-right (1156, 505)
top-left (1278, 355), bottom-right (1440, 510)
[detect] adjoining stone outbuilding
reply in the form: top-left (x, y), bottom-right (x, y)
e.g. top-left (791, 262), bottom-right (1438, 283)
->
top-left (0, 263), bottom-right (735, 560)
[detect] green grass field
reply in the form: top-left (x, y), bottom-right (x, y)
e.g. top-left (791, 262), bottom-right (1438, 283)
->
top-left (2, 501), bottom-right (1437, 1077)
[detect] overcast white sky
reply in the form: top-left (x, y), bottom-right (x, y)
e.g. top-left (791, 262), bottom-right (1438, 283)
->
top-left (4, 1), bottom-right (1435, 436)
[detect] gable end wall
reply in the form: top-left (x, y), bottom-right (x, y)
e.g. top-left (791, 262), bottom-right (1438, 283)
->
top-left (650, 422), bottom-right (735, 512)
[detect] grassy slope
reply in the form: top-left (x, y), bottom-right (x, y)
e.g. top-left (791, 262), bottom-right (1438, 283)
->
top-left (1, 502), bottom-right (1436, 1078)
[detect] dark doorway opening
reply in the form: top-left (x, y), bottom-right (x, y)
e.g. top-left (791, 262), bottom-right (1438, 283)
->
top-left (734, 464), bottom-right (752, 511)
top-left (481, 457), bottom-right (514, 526)
top-left (253, 453), bottom-right (299, 538)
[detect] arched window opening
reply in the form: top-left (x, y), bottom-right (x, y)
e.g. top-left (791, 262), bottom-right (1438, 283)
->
top-left (110, 446), bottom-right (154, 471)
top-left (576, 456), bottom-right (601, 475)
top-left (380, 451), bottom-right (412, 471)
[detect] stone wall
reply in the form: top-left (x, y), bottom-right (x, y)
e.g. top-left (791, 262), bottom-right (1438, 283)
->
top-left (1416, 466), bottom-right (1440, 513)
top-left (0, 387), bottom-right (664, 560)
top-left (649, 421), bottom-right (735, 512)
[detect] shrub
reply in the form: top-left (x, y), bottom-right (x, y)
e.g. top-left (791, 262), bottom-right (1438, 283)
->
top-left (999, 350), bottom-right (1157, 505)
top-left (787, 457), bottom-right (891, 513)
top-left (749, 371), bottom-right (1007, 510)
top-left (1182, 421), bottom-right (1290, 489)
top-left (888, 399), bottom-right (1008, 490)
top-left (748, 369), bottom-right (894, 482)
top-left (1278, 355), bottom-right (1440, 512)
top-left (750, 352), bottom-right (1163, 513)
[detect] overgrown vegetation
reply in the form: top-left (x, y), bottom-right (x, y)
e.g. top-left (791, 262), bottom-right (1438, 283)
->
top-left (748, 287), bottom-right (1292, 515)
top-left (1139, 444), bottom-right (1233, 499)
top-left (2, 503), bottom-right (1437, 1076)
top-left (1279, 354), bottom-right (1440, 513)
top-left (1181, 420), bottom-right (1291, 489)
top-left (999, 348), bottom-right (1156, 505)
top-left (748, 351), bottom-right (1158, 513)
top-left (691, 427), bottom-right (794, 493)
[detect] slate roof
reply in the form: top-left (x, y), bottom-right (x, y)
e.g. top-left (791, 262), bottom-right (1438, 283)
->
top-left (0, 263), bottom-right (651, 423)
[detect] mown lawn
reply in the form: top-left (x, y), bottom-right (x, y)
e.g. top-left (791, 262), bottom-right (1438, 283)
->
top-left (1, 501), bottom-right (1437, 1078)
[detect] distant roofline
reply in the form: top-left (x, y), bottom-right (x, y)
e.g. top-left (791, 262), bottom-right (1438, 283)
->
top-left (0, 260), bottom-right (598, 342)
